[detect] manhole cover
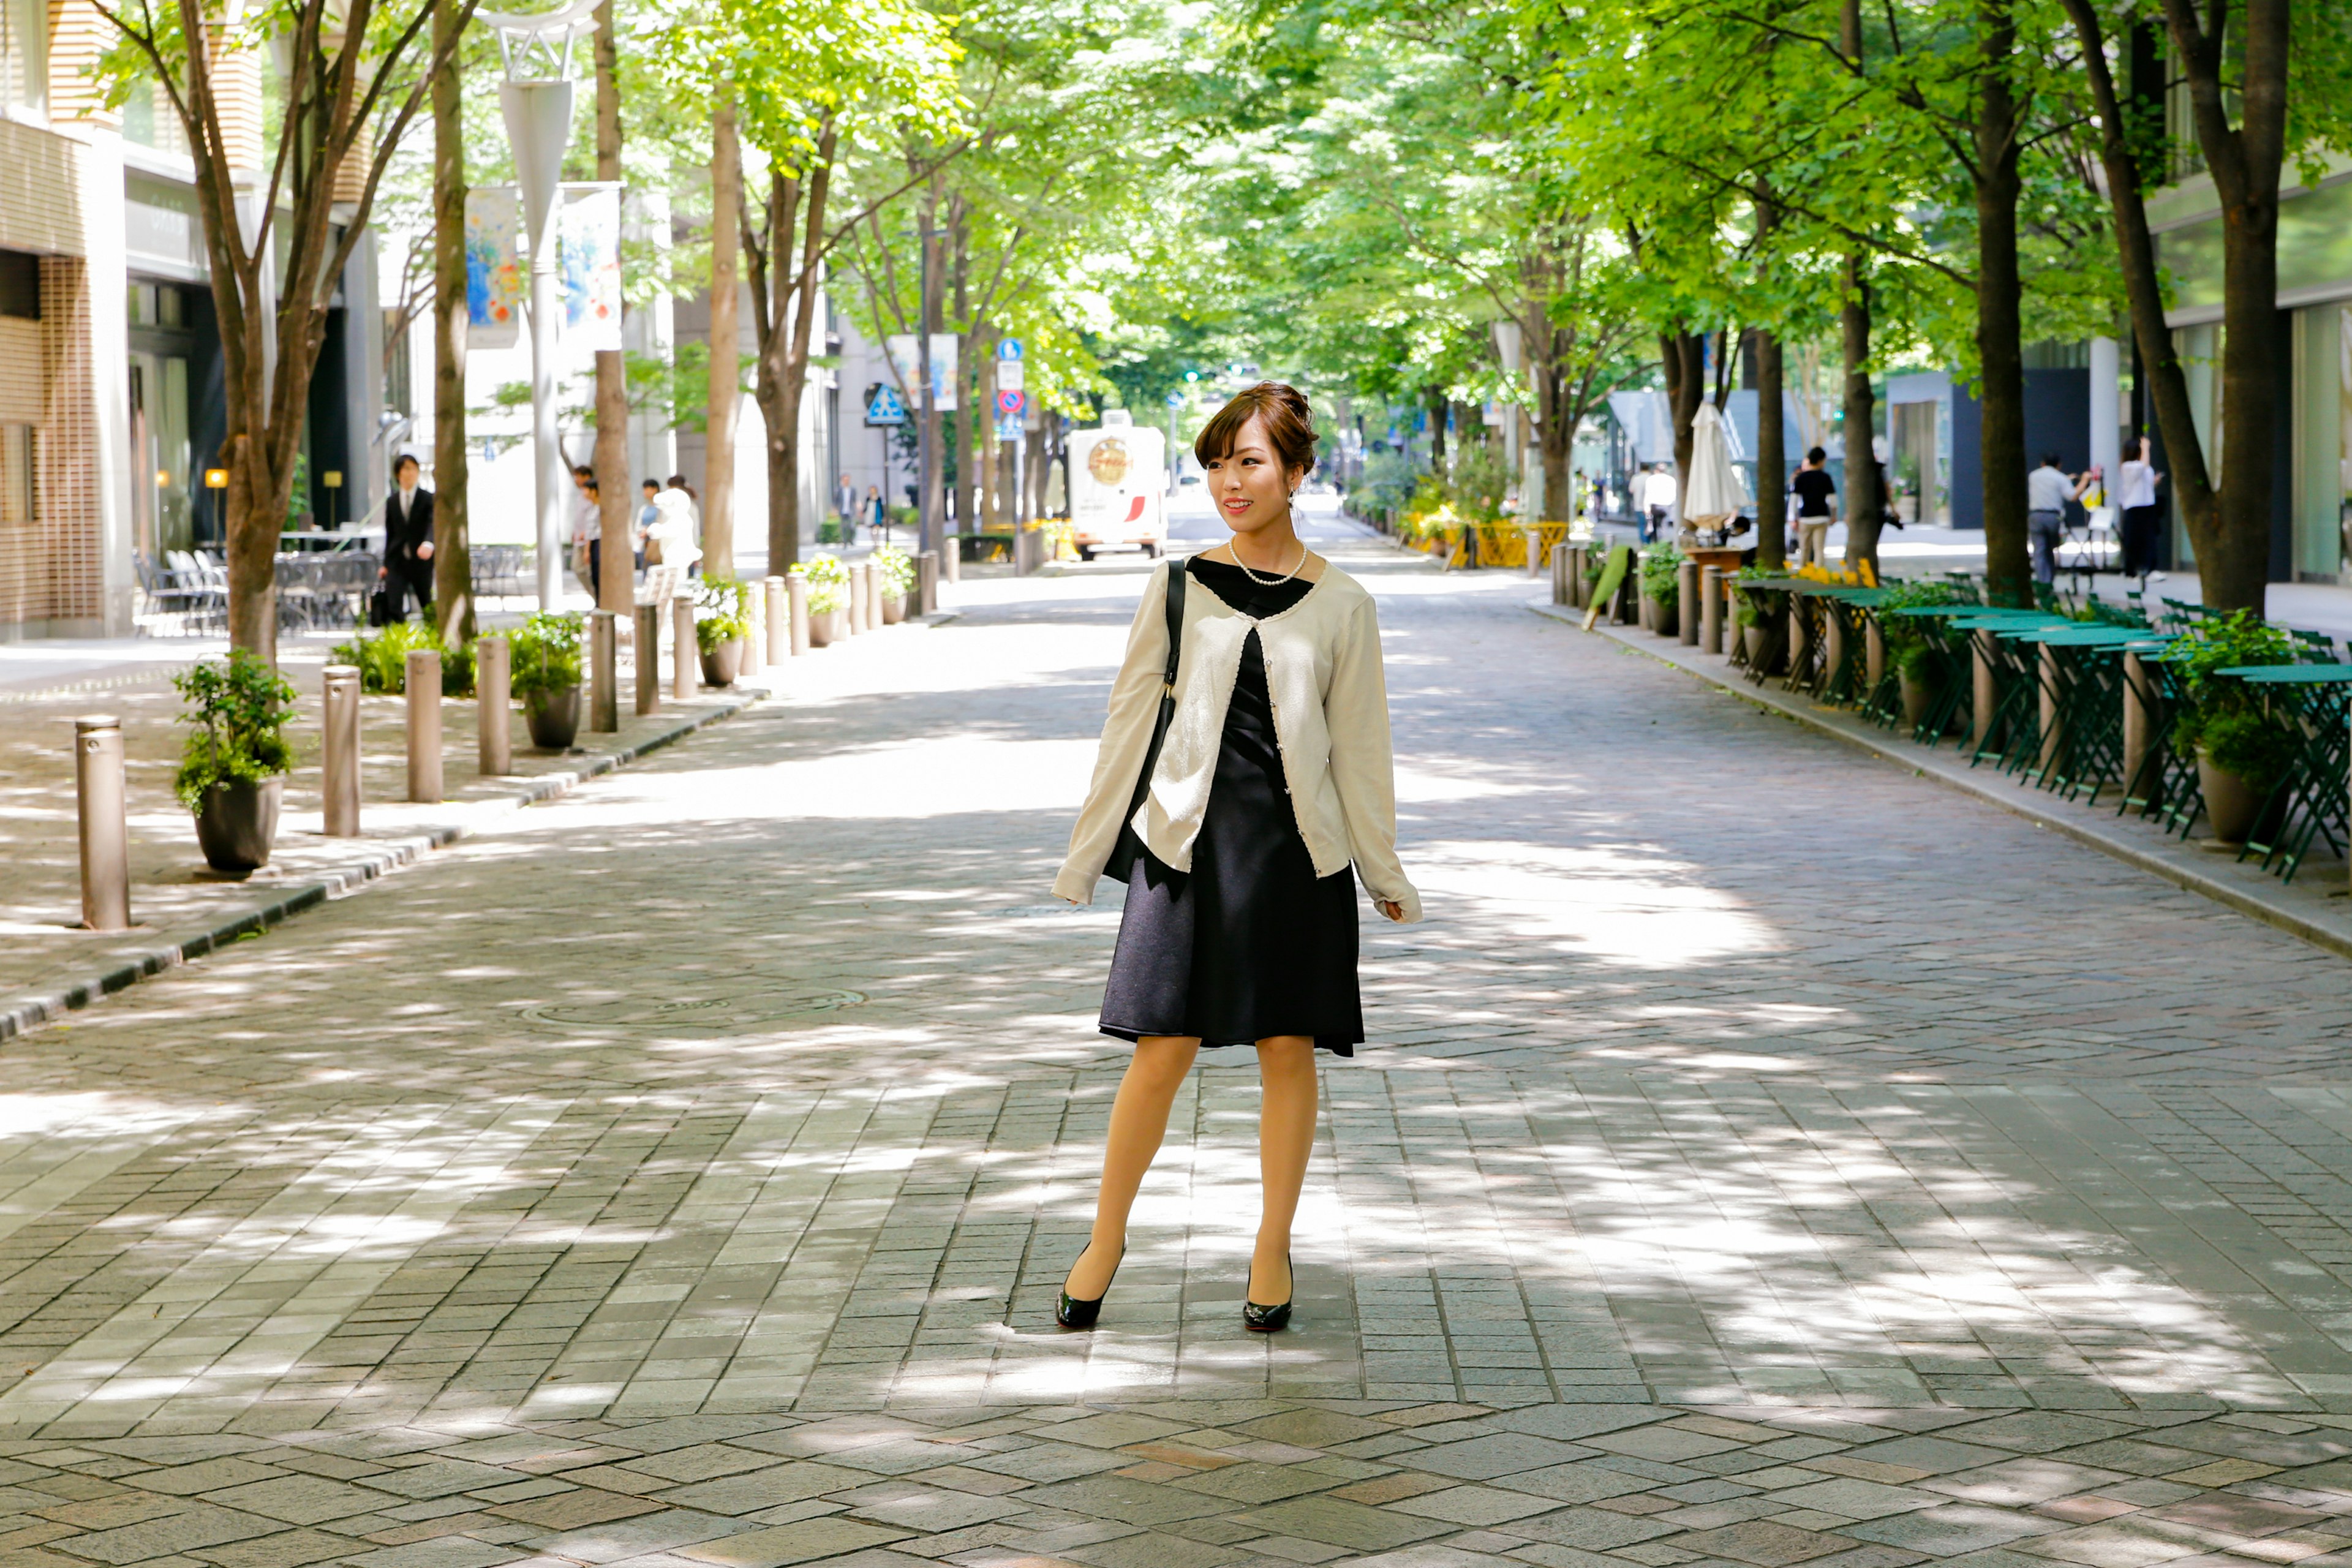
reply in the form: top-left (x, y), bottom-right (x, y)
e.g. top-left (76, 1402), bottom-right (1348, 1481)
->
top-left (519, 984), bottom-right (866, 1035)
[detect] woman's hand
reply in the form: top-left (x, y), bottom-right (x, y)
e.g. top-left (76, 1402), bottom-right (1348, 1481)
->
top-left (1376, 899), bottom-right (1405, 922)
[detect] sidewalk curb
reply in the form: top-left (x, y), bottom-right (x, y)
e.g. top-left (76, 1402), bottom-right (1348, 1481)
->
top-left (0, 684), bottom-right (772, 1045)
top-left (1529, 599), bottom-right (2352, 963)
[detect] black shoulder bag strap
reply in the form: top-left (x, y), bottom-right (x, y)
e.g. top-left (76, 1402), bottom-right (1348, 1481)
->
top-left (1103, 562), bottom-right (1186, 884)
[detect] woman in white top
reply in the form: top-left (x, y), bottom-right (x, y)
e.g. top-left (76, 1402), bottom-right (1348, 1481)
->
top-left (2117, 436), bottom-right (2165, 581)
top-left (1052, 382), bottom-right (1419, 1334)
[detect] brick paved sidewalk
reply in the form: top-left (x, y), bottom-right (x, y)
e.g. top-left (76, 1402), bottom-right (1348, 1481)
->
top-left (0, 633), bottom-right (763, 1036)
top-left (3, 521), bottom-right (2352, 1568)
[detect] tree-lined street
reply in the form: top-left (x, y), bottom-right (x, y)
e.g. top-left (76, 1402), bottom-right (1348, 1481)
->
top-left (5, 520), bottom-right (2352, 1568)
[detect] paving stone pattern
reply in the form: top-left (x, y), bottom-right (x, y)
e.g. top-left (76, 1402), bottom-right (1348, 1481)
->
top-left (0, 632), bottom-right (743, 1009)
top-left (4, 513), bottom-right (2352, 1568)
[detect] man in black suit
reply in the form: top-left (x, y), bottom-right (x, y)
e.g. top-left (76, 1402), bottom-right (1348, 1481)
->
top-left (380, 453), bottom-right (435, 622)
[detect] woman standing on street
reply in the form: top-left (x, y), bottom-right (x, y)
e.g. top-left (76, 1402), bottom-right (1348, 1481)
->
top-left (1052, 381), bottom-right (1420, 1333)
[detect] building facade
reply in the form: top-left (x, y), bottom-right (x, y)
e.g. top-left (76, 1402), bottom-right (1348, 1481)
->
top-left (0, 0), bottom-right (379, 641)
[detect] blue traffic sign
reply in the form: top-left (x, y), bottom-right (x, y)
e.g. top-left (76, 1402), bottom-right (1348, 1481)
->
top-left (865, 384), bottom-right (907, 426)
top-left (998, 339), bottom-right (1023, 362)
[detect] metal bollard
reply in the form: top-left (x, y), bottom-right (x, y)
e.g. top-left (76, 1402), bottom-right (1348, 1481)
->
top-left (941, 537), bottom-right (960, 585)
top-left (323, 664), bottom-right (361, 837)
top-left (74, 715), bottom-right (129, 931)
top-left (1971, 628), bottom-right (1997, 755)
top-left (1700, 565), bottom-right (1724, 655)
top-left (1524, 528), bottom-right (1544, 578)
top-left (1568, 545), bottom-right (1588, 608)
top-left (864, 562), bottom-right (882, 631)
top-left (2122, 651), bottom-right (2154, 802)
top-left (673, 594), bottom-right (696, 698)
top-left (1864, 615), bottom-right (1885, 691)
top-left (1678, 559), bottom-right (1699, 646)
top-left (589, 609), bottom-right (619, 733)
top-left (918, 551), bottom-right (939, 616)
top-left (1550, 542), bottom-right (1569, 606)
top-left (477, 635), bottom-right (512, 776)
top-left (788, 573), bottom-right (810, 655)
top-left (2039, 643), bottom-right (2064, 778)
top-left (744, 592), bottom-right (765, 674)
top-left (635, 605), bottom-right (661, 714)
top-left (406, 648), bottom-right (443, 804)
top-left (764, 576), bottom-right (788, 667)
top-left (848, 559), bottom-right (867, 636)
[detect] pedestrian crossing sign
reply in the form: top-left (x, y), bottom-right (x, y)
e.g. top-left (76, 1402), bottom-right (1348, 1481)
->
top-left (865, 384), bottom-right (908, 426)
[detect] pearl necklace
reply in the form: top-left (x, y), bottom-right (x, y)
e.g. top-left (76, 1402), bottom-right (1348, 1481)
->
top-left (1230, 541), bottom-right (1308, 587)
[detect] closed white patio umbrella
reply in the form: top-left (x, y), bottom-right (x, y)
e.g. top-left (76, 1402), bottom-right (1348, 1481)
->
top-left (1681, 403), bottom-right (1747, 530)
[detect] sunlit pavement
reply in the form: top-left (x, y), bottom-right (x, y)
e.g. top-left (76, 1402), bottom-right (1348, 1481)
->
top-left (5, 499), bottom-right (2352, 1568)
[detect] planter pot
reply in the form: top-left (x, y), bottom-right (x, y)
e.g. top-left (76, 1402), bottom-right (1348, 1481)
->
top-left (807, 607), bottom-right (846, 647)
top-left (881, 591), bottom-right (906, 625)
top-left (699, 638), bottom-right (744, 688)
top-left (1654, 602), bottom-right (1677, 638)
top-left (2197, 750), bottom-right (2276, 843)
top-left (524, 684), bottom-right (581, 750)
top-left (1900, 669), bottom-right (1935, 732)
top-left (1742, 623), bottom-right (1765, 667)
top-left (194, 775), bottom-right (284, 874)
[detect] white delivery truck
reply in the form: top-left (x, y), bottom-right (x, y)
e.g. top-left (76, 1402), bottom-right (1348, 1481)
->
top-left (1066, 413), bottom-right (1167, 560)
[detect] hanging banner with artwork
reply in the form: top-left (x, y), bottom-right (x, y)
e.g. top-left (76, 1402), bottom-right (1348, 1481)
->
top-left (463, 187), bottom-right (522, 350)
top-left (884, 332), bottom-right (958, 410)
top-left (557, 183), bottom-right (623, 353)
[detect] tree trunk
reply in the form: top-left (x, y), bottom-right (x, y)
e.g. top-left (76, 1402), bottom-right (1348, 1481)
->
top-left (1427, 385), bottom-right (1448, 480)
top-left (1973, 0), bottom-right (2030, 606)
top-left (918, 183), bottom-right (945, 552)
top-left (978, 325), bottom-right (998, 530)
top-left (2156, 0), bottom-right (2286, 613)
top-left (591, 0), bottom-right (632, 611)
top-left (429, 0), bottom-right (471, 642)
top-left (705, 91), bottom-right (740, 578)
top-left (2058, 0), bottom-right (2216, 577)
top-left (1662, 331), bottom-right (1702, 521)
top-left (1757, 330), bottom-right (1787, 570)
top-left (1529, 331), bottom-right (1573, 526)
top-left (1839, 256), bottom-right (1883, 575)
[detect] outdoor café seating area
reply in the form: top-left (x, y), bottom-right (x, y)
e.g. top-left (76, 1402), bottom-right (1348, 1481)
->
top-left (1560, 540), bottom-right (2352, 888)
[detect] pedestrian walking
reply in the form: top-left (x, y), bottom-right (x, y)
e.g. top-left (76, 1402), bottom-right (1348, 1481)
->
top-left (568, 465), bottom-right (603, 599)
top-left (1640, 464), bottom-right (1676, 541)
top-left (1052, 380), bottom-right (1420, 1335)
top-left (637, 479), bottom-right (661, 575)
top-left (2027, 452), bottom-right (2096, 587)
top-left (377, 453), bottom-right (435, 622)
top-left (1791, 446), bottom-right (1837, 568)
top-left (867, 484), bottom-right (888, 545)
top-left (662, 475), bottom-right (702, 577)
top-left (835, 472), bottom-right (859, 538)
top-left (2117, 435), bottom-right (2166, 582)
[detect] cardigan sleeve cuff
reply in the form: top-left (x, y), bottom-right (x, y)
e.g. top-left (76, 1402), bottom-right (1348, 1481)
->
top-left (1050, 865), bottom-right (1098, 906)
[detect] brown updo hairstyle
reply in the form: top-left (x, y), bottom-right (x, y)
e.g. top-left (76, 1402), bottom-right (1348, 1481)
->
top-left (1194, 381), bottom-right (1318, 486)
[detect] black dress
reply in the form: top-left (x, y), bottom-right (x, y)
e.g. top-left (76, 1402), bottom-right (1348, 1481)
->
top-left (1099, 557), bottom-right (1364, 1056)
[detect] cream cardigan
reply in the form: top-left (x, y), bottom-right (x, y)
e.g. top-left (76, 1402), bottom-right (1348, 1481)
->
top-left (1053, 559), bottom-right (1423, 922)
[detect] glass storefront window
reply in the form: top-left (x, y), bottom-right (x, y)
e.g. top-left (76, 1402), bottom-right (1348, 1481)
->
top-left (128, 352), bottom-right (193, 559)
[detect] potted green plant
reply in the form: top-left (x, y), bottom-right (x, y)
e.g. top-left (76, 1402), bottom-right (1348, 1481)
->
top-left (2169, 611), bottom-right (2297, 842)
top-left (1872, 579), bottom-right (1967, 731)
top-left (798, 555), bottom-right (851, 646)
top-left (511, 610), bottom-right (585, 750)
top-left (695, 576), bottom-right (753, 686)
top-left (872, 544), bottom-right (915, 624)
top-left (1639, 541), bottom-right (1679, 637)
top-left (173, 650), bottom-right (297, 874)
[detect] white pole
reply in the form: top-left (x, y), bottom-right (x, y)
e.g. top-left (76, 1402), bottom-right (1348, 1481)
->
top-left (502, 78), bottom-right (577, 611)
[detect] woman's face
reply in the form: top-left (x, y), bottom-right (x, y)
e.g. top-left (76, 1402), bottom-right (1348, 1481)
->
top-left (1202, 412), bottom-right (1300, 540)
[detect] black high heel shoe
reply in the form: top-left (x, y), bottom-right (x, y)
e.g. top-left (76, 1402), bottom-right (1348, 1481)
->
top-left (1056, 1243), bottom-right (1123, 1329)
top-left (1243, 1253), bottom-right (1292, 1333)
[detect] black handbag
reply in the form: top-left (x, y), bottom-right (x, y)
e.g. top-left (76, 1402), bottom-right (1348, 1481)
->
top-left (1103, 563), bottom-right (1186, 884)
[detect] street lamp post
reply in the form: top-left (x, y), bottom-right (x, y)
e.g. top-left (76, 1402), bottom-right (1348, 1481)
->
top-left (480, 0), bottom-right (595, 610)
